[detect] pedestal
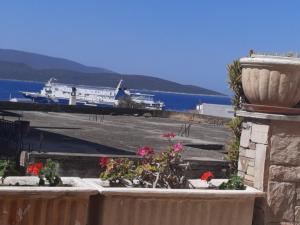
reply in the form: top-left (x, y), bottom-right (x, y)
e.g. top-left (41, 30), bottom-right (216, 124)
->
top-left (236, 111), bottom-right (300, 225)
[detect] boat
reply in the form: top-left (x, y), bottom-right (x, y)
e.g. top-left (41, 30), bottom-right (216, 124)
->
top-left (21, 78), bottom-right (164, 109)
top-left (130, 92), bottom-right (164, 110)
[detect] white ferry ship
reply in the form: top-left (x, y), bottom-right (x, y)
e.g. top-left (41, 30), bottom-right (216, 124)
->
top-left (21, 78), bottom-right (164, 110)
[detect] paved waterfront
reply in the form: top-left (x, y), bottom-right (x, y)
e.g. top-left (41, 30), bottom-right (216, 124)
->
top-left (6, 111), bottom-right (231, 160)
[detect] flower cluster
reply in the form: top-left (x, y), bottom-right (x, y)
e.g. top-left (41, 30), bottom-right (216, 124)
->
top-left (27, 159), bottom-right (62, 186)
top-left (137, 146), bottom-right (154, 157)
top-left (27, 162), bottom-right (43, 176)
top-left (100, 133), bottom-right (189, 188)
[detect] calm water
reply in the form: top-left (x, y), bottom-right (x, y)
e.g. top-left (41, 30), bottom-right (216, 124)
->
top-left (0, 79), bottom-right (231, 111)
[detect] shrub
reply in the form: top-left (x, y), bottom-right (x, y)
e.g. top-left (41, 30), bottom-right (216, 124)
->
top-left (27, 159), bottom-right (62, 186)
top-left (227, 59), bottom-right (245, 174)
top-left (100, 133), bottom-right (190, 189)
top-left (219, 175), bottom-right (246, 190)
top-left (0, 160), bottom-right (21, 183)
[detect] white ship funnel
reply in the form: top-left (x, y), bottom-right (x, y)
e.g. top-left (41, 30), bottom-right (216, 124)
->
top-left (69, 87), bottom-right (77, 105)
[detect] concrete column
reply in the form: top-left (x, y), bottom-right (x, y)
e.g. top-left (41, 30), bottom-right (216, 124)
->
top-left (236, 111), bottom-right (300, 225)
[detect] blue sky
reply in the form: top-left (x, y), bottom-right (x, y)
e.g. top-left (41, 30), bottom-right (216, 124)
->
top-left (1, 1), bottom-right (300, 94)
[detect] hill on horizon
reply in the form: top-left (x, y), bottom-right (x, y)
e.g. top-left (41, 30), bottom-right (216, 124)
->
top-left (0, 49), bottom-right (224, 95)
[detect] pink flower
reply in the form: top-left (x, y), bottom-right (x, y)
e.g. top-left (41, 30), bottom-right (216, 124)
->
top-left (137, 146), bottom-right (154, 157)
top-left (99, 157), bottom-right (109, 168)
top-left (161, 133), bottom-right (176, 138)
top-left (173, 143), bottom-right (183, 152)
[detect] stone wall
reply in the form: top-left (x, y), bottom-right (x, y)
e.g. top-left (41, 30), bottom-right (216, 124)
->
top-left (237, 111), bottom-right (300, 225)
top-left (21, 152), bottom-right (229, 179)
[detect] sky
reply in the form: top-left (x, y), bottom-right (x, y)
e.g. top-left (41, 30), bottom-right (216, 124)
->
top-left (1, 1), bottom-right (300, 94)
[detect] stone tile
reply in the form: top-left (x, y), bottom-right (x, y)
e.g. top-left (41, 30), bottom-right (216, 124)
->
top-left (238, 156), bottom-right (254, 173)
top-left (240, 126), bottom-right (251, 148)
top-left (237, 170), bottom-right (245, 177)
top-left (239, 147), bottom-right (247, 157)
top-left (267, 182), bottom-right (296, 222)
top-left (245, 149), bottom-right (256, 159)
top-left (247, 166), bottom-right (255, 176)
top-left (251, 124), bottom-right (270, 144)
top-left (249, 160), bottom-right (255, 167)
top-left (270, 121), bottom-right (300, 166)
top-left (296, 206), bottom-right (300, 223)
top-left (245, 174), bottom-right (254, 182)
top-left (297, 185), bottom-right (300, 205)
top-left (254, 144), bottom-right (267, 191)
top-left (269, 165), bottom-right (300, 182)
top-left (249, 141), bottom-right (257, 150)
top-left (244, 179), bottom-right (254, 187)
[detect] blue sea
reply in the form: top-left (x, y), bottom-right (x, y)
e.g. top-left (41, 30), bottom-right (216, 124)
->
top-left (0, 79), bottom-right (231, 111)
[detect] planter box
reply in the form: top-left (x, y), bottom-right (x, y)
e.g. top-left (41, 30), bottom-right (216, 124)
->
top-left (0, 177), bottom-right (97, 225)
top-left (240, 55), bottom-right (300, 107)
top-left (85, 179), bottom-right (263, 225)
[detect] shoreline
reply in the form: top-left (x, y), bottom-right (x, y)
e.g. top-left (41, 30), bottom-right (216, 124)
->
top-left (131, 89), bottom-right (229, 98)
top-left (0, 78), bottom-right (229, 98)
top-left (0, 78), bottom-right (44, 84)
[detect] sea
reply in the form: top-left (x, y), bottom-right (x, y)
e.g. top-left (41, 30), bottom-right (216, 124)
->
top-left (0, 79), bottom-right (231, 112)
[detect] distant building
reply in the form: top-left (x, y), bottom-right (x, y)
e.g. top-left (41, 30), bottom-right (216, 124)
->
top-left (196, 103), bottom-right (234, 118)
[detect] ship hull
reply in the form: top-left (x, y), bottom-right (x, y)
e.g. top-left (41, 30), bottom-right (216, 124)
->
top-left (22, 93), bottom-right (114, 108)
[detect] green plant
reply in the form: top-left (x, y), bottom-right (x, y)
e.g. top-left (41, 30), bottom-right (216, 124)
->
top-left (0, 160), bottom-right (20, 183)
top-left (227, 60), bottom-right (245, 110)
top-left (219, 175), bottom-right (246, 190)
top-left (227, 60), bottom-right (245, 174)
top-left (100, 134), bottom-right (190, 188)
top-left (27, 159), bottom-right (62, 186)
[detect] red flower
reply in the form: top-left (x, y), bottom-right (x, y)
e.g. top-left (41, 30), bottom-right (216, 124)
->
top-left (161, 133), bottom-right (176, 138)
top-left (99, 157), bottom-right (109, 168)
top-left (200, 171), bottom-right (214, 182)
top-left (137, 146), bottom-right (154, 157)
top-left (27, 162), bottom-right (43, 176)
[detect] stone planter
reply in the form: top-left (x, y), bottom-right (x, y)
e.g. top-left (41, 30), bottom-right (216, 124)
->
top-left (0, 177), bottom-right (97, 225)
top-left (85, 179), bottom-right (263, 225)
top-left (240, 55), bottom-right (300, 107)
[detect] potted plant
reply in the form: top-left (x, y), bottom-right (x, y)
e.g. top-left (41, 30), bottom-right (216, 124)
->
top-left (0, 159), bottom-right (97, 225)
top-left (240, 53), bottom-right (300, 107)
top-left (85, 133), bottom-right (263, 225)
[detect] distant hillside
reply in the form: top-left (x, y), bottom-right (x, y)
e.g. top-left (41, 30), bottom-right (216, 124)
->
top-left (0, 49), bottom-right (224, 95)
top-left (0, 49), bottom-right (114, 73)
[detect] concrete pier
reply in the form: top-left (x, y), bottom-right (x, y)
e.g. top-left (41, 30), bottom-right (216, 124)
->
top-left (4, 111), bottom-right (230, 159)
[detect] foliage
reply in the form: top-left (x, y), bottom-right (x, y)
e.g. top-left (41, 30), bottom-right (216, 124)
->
top-left (0, 160), bottom-right (20, 183)
top-left (219, 175), bottom-right (246, 190)
top-left (100, 134), bottom-right (190, 189)
top-left (227, 60), bottom-right (245, 174)
top-left (227, 117), bottom-right (243, 138)
top-left (227, 60), bottom-right (245, 110)
top-left (27, 159), bottom-right (62, 186)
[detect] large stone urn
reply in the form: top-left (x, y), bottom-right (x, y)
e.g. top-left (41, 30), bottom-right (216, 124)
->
top-left (240, 55), bottom-right (300, 107)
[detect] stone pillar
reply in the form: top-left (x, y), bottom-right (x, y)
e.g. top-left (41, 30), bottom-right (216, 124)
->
top-left (236, 111), bottom-right (300, 225)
